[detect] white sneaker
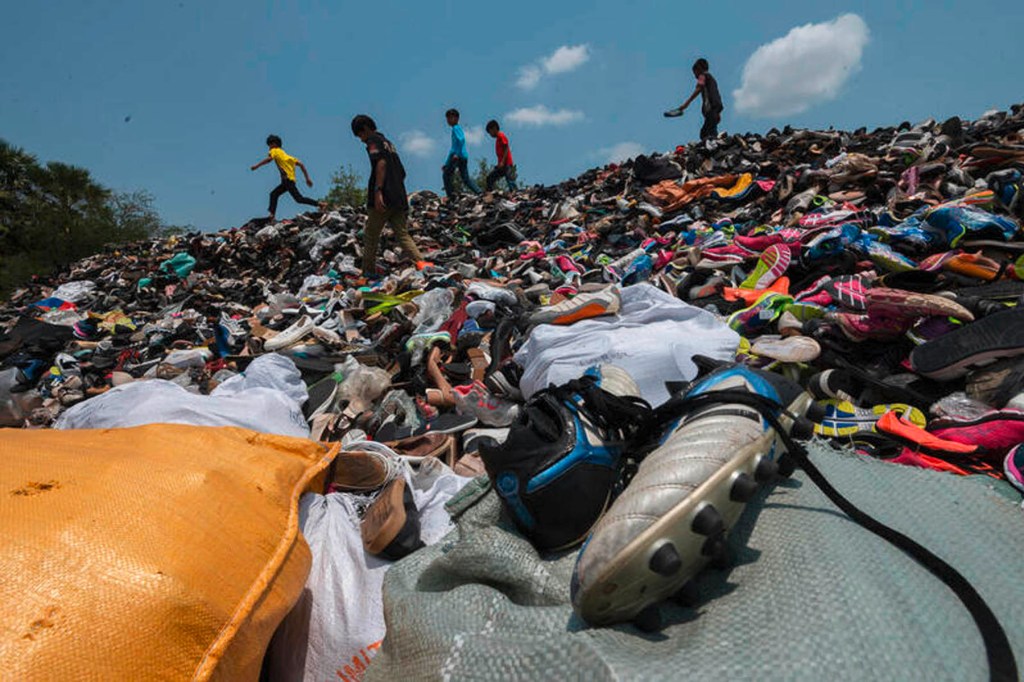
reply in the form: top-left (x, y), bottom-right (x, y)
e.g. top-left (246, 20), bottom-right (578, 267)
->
top-left (264, 315), bottom-right (315, 351)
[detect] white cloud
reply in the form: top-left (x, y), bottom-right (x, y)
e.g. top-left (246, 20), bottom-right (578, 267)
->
top-left (399, 130), bottom-right (438, 157)
top-left (602, 142), bottom-right (645, 163)
top-left (506, 105), bottom-right (584, 127)
top-left (542, 44), bottom-right (590, 74)
top-left (733, 13), bottom-right (869, 118)
top-left (516, 43), bottom-right (591, 90)
top-left (516, 65), bottom-right (542, 90)
top-left (464, 125), bottom-right (486, 146)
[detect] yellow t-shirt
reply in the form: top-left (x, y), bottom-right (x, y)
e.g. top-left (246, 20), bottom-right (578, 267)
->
top-left (269, 147), bottom-right (297, 181)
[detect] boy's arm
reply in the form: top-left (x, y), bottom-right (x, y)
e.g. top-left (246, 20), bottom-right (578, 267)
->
top-left (296, 160), bottom-right (313, 186)
top-left (250, 156), bottom-right (272, 171)
top-left (373, 158), bottom-right (387, 210)
top-left (680, 74), bottom-right (705, 110)
top-left (680, 83), bottom-right (702, 110)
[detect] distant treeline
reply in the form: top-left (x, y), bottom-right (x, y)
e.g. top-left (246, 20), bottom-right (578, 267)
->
top-left (0, 139), bottom-right (187, 298)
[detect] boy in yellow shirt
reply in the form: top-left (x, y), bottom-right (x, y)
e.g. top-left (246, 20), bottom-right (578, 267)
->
top-left (250, 134), bottom-right (323, 221)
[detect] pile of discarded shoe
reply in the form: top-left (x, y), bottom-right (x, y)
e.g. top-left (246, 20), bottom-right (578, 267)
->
top-left (3, 103), bottom-right (1024, 677)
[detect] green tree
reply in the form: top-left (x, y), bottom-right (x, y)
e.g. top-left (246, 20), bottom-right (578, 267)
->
top-left (474, 157), bottom-right (492, 192)
top-left (111, 189), bottom-right (163, 240)
top-left (323, 164), bottom-right (367, 208)
top-left (0, 138), bottom-right (177, 299)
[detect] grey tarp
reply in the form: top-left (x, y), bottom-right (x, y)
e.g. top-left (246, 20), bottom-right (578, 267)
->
top-left (366, 443), bottom-right (1024, 681)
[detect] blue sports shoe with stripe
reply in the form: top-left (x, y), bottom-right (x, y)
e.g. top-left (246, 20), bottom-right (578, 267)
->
top-left (480, 366), bottom-right (649, 552)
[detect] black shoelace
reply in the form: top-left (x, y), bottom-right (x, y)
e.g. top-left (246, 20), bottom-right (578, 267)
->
top-left (536, 375), bottom-right (652, 447)
top-left (648, 389), bottom-right (1017, 682)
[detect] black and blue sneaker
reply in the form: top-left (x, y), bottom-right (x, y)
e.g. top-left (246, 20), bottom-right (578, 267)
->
top-left (480, 365), bottom-right (650, 552)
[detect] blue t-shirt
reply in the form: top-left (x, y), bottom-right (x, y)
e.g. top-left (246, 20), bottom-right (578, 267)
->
top-left (448, 124), bottom-right (468, 161)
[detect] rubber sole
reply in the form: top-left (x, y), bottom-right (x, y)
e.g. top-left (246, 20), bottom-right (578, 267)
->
top-left (957, 280), bottom-right (1024, 301)
top-left (813, 401), bottom-right (926, 438)
top-left (574, 392), bottom-right (812, 626)
top-left (910, 308), bottom-right (1024, 380)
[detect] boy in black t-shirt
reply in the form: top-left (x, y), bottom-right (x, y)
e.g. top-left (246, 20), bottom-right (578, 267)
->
top-left (664, 58), bottom-right (724, 141)
top-left (351, 115), bottom-right (425, 276)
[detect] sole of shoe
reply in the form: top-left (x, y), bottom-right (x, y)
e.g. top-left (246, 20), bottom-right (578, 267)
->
top-left (813, 402), bottom-right (926, 438)
top-left (910, 308), bottom-right (1024, 380)
top-left (573, 390), bottom-right (812, 627)
top-left (549, 301), bottom-right (612, 325)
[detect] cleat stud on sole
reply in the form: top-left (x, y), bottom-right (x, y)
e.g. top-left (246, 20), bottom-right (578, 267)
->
top-left (634, 605), bottom-right (663, 633)
top-left (671, 581), bottom-right (699, 607)
top-left (789, 417), bottom-right (815, 440)
top-left (754, 457), bottom-right (779, 482)
top-left (702, 535), bottom-right (732, 569)
top-left (729, 472), bottom-right (759, 502)
top-left (691, 504), bottom-right (725, 536)
top-left (648, 543), bottom-right (683, 577)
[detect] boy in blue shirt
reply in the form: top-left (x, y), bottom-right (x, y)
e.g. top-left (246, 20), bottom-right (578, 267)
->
top-left (441, 108), bottom-right (481, 197)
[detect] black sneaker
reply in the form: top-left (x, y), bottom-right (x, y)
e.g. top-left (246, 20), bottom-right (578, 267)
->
top-left (480, 365), bottom-right (650, 552)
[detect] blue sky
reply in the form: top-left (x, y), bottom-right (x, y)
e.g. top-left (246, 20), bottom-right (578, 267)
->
top-left (2, 0), bottom-right (1022, 231)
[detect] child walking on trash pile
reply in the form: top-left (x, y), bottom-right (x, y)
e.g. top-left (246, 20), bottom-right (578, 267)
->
top-left (250, 134), bottom-right (325, 221)
top-left (664, 57), bottom-right (724, 142)
top-left (485, 119), bottom-right (517, 192)
top-left (442, 108), bottom-right (481, 198)
top-left (351, 114), bottom-right (430, 278)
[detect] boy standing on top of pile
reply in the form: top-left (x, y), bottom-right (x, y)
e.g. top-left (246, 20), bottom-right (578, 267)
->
top-left (485, 120), bottom-right (517, 192)
top-left (442, 108), bottom-right (481, 198)
top-left (250, 135), bottom-right (323, 221)
top-left (350, 115), bottom-right (426, 277)
top-left (665, 58), bottom-right (724, 141)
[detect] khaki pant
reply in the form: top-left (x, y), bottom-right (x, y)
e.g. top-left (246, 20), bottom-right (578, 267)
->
top-left (363, 208), bottom-right (422, 273)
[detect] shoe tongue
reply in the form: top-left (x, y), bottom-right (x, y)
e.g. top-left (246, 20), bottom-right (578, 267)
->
top-left (527, 395), bottom-right (564, 441)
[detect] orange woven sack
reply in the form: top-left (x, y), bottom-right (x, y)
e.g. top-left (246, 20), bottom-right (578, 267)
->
top-left (0, 424), bottom-right (338, 680)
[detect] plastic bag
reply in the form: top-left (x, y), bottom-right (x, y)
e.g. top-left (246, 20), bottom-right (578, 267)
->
top-left (55, 354), bottom-right (310, 437)
top-left (52, 280), bottom-right (96, 302)
top-left (263, 458), bottom-right (472, 682)
top-left (337, 356), bottom-right (392, 414)
top-left (411, 288), bottom-right (454, 334)
top-left (0, 368), bottom-right (42, 427)
top-left (931, 392), bottom-right (995, 421)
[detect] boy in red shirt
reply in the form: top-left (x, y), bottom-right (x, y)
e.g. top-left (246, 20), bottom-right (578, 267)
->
top-left (484, 120), bottom-right (518, 192)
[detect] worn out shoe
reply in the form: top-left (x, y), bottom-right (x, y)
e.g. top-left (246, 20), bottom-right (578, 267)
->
top-left (571, 364), bottom-right (816, 628)
top-left (528, 287), bottom-right (621, 326)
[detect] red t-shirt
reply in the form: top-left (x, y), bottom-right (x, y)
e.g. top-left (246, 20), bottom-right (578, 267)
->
top-left (495, 132), bottom-right (513, 167)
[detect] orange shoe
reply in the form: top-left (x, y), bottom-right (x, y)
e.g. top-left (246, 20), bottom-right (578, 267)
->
top-left (723, 276), bottom-right (790, 305)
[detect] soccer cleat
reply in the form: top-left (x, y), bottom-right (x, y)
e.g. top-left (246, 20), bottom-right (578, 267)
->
top-left (480, 365), bottom-right (649, 552)
top-left (570, 364), bottom-right (815, 627)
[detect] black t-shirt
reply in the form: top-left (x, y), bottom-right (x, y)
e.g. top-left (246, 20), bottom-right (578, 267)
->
top-left (365, 132), bottom-right (409, 211)
top-left (700, 72), bottom-right (724, 115)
